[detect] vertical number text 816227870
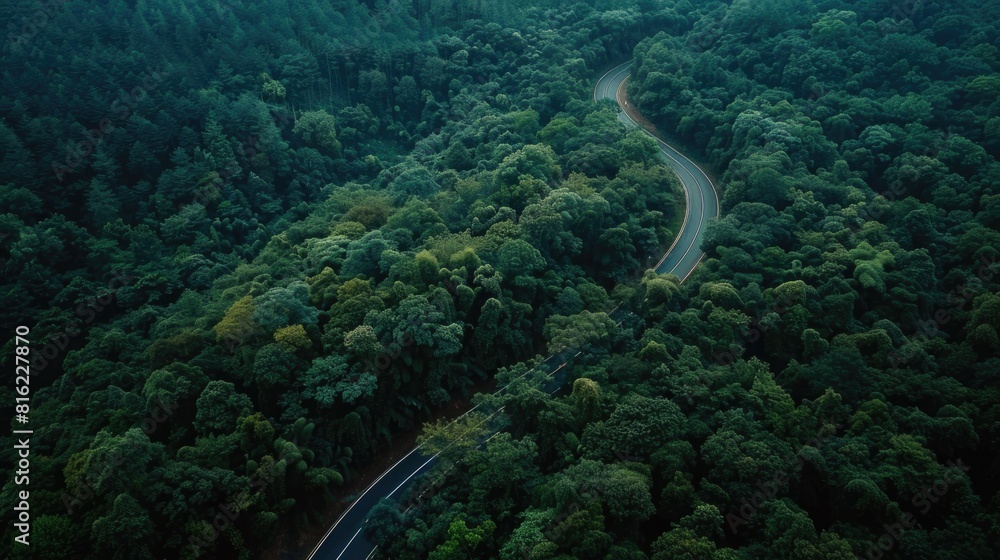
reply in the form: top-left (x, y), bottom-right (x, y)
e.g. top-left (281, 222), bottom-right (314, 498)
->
top-left (13, 325), bottom-right (33, 546)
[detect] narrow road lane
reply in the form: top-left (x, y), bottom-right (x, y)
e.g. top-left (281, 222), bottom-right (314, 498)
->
top-left (306, 60), bottom-right (720, 560)
top-left (595, 62), bottom-right (720, 283)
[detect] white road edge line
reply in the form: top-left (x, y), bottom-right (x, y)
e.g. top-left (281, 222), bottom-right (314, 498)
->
top-left (334, 527), bottom-right (364, 560)
top-left (309, 60), bottom-right (721, 560)
top-left (608, 64), bottom-right (719, 285)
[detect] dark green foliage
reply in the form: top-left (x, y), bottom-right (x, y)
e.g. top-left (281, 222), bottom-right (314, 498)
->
top-left (0, 1), bottom-right (677, 557)
top-left (2, 0), bottom-right (998, 559)
top-left (366, 2), bottom-right (1000, 560)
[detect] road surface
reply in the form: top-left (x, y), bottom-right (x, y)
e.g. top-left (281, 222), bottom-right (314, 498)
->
top-left (306, 60), bottom-right (720, 560)
top-left (305, 352), bottom-right (579, 560)
top-left (594, 62), bottom-right (720, 283)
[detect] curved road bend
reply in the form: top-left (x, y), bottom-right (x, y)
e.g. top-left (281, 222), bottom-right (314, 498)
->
top-left (307, 61), bottom-right (720, 560)
top-left (306, 352), bottom-right (578, 560)
top-left (594, 62), bottom-right (720, 283)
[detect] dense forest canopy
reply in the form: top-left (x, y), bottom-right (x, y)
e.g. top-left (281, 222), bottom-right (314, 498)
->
top-left (1, 0), bottom-right (998, 559)
top-left (1, 0), bottom-right (680, 558)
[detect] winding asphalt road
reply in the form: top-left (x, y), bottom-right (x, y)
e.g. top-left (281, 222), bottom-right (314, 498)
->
top-left (306, 61), bottom-right (719, 560)
top-left (595, 62), bottom-right (720, 283)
